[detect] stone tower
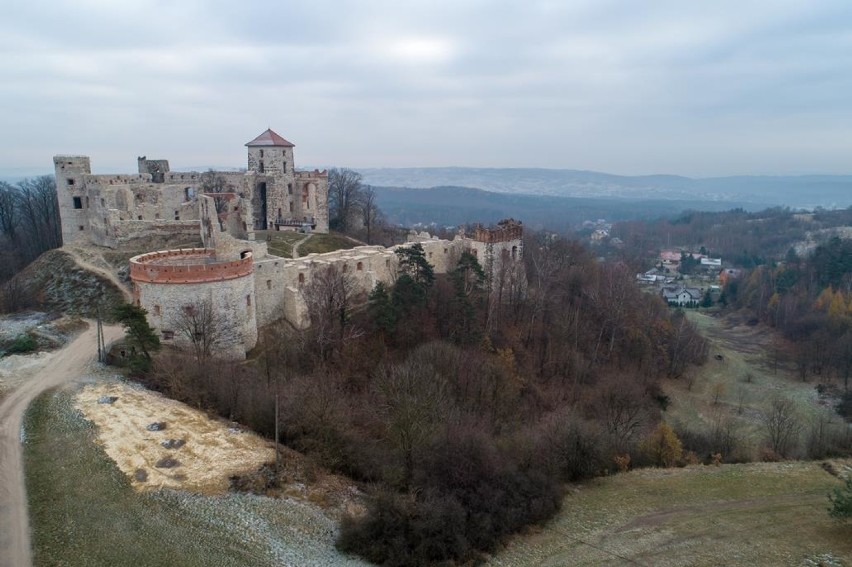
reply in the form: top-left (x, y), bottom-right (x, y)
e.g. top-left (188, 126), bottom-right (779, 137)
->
top-left (246, 129), bottom-right (296, 230)
top-left (53, 155), bottom-right (92, 244)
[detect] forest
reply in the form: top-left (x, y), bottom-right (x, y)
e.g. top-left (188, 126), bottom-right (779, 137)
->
top-left (0, 177), bottom-right (62, 309)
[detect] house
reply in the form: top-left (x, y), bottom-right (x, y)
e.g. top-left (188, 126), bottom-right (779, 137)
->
top-left (700, 257), bottom-right (722, 268)
top-left (660, 286), bottom-right (702, 306)
top-left (636, 268), bottom-right (666, 284)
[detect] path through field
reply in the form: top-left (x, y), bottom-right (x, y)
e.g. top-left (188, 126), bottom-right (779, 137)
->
top-left (62, 247), bottom-right (132, 302)
top-left (487, 461), bottom-right (852, 566)
top-left (291, 233), bottom-right (313, 259)
top-left (0, 322), bottom-right (123, 567)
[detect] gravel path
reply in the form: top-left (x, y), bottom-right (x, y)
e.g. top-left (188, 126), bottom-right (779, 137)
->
top-left (0, 322), bottom-right (124, 567)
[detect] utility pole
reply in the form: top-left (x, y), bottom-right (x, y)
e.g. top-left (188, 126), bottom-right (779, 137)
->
top-left (96, 305), bottom-right (104, 362)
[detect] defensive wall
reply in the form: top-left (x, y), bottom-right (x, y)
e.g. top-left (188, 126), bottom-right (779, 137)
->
top-left (130, 220), bottom-right (525, 359)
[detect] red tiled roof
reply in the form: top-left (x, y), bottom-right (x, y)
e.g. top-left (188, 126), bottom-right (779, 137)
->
top-left (245, 129), bottom-right (295, 147)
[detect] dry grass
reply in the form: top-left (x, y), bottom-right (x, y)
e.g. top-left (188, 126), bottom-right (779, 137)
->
top-left (488, 461), bottom-right (852, 566)
top-left (298, 232), bottom-right (359, 255)
top-left (26, 385), bottom-right (370, 566)
top-left (662, 311), bottom-right (843, 458)
top-left (75, 381), bottom-right (275, 494)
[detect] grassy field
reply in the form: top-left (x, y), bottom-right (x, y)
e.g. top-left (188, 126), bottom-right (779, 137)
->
top-left (298, 232), bottom-right (360, 256)
top-left (255, 230), bottom-right (359, 258)
top-left (24, 384), bottom-right (367, 567)
top-left (255, 230), bottom-right (306, 258)
top-left (488, 460), bottom-right (852, 566)
top-left (662, 311), bottom-right (844, 460)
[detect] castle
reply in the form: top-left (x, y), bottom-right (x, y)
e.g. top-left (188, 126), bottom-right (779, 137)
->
top-left (54, 129), bottom-right (329, 248)
top-left (55, 130), bottom-right (524, 359)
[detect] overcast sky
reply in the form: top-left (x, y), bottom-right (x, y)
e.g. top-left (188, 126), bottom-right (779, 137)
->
top-left (2, 0), bottom-right (852, 176)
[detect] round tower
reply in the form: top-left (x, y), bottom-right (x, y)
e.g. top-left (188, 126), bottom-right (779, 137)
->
top-left (130, 248), bottom-right (258, 359)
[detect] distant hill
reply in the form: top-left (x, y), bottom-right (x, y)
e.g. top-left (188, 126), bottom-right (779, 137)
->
top-left (373, 185), bottom-right (766, 231)
top-left (360, 167), bottom-right (852, 210)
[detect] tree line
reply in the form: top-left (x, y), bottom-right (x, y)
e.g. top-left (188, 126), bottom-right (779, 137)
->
top-left (0, 176), bottom-right (62, 310)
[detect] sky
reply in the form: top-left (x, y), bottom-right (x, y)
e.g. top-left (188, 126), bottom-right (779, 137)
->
top-left (2, 0), bottom-right (852, 177)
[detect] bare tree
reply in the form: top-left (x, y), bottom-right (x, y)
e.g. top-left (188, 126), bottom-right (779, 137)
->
top-left (591, 375), bottom-right (647, 449)
top-left (667, 311), bottom-right (708, 378)
top-left (761, 396), bottom-right (802, 458)
top-left (328, 168), bottom-right (364, 232)
top-left (360, 185), bottom-right (381, 244)
top-left (170, 299), bottom-right (227, 365)
top-left (0, 181), bottom-right (19, 243)
top-left (300, 264), bottom-right (361, 358)
top-left (374, 357), bottom-right (449, 489)
top-left (200, 170), bottom-right (232, 215)
top-left (16, 176), bottom-right (61, 259)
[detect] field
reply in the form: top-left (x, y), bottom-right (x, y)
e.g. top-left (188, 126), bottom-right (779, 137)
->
top-left (74, 381), bottom-right (274, 494)
top-left (487, 460), bottom-right (852, 566)
top-left (24, 380), bottom-right (368, 567)
top-left (663, 311), bottom-right (846, 459)
top-left (255, 230), bottom-right (359, 258)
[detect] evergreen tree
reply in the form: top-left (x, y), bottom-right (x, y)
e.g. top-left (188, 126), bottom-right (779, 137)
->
top-left (113, 303), bottom-right (160, 362)
top-left (368, 282), bottom-right (396, 335)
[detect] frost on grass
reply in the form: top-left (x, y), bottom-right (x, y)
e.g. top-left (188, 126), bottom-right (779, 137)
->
top-left (151, 490), bottom-right (370, 566)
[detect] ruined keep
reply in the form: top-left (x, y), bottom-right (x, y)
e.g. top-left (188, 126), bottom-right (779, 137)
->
top-left (53, 129), bottom-right (329, 248)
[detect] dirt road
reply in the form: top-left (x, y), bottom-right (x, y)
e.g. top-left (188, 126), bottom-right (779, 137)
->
top-left (0, 322), bottom-right (124, 567)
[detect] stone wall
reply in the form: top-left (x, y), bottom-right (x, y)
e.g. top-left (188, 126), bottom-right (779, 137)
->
top-left (131, 249), bottom-right (258, 358)
top-left (53, 132), bottom-right (330, 249)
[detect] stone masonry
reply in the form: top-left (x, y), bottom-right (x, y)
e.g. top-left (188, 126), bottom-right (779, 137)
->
top-left (58, 129), bottom-right (524, 359)
top-left (54, 129), bottom-right (329, 249)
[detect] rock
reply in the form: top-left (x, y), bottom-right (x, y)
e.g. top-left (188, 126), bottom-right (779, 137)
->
top-left (155, 456), bottom-right (180, 469)
top-left (161, 439), bottom-right (186, 449)
top-left (97, 396), bottom-right (118, 404)
top-left (134, 468), bottom-right (148, 482)
top-left (146, 422), bottom-right (167, 431)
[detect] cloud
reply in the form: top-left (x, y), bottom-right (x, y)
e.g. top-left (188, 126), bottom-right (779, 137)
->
top-left (1, 0), bottom-right (852, 175)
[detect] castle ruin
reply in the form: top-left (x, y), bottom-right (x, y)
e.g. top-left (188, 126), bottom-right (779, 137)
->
top-left (54, 130), bottom-right (524, 359)
top-left (54, 129), bottom-right (329, 249)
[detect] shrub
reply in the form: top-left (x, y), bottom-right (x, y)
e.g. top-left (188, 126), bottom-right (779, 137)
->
top-left (7, 333), bottom-right (37, 354)
top-left (828, 475), bottom-right (852, 520)
top-left (339, 424), bottom-right (562, 565)
top-left (641, 422), bottom-right (683, 467)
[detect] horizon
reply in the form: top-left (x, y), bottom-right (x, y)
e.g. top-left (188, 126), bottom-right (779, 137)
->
top-left (5, 162), bottom-right (852, 183)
